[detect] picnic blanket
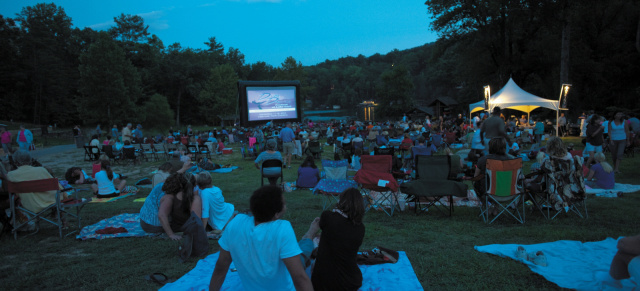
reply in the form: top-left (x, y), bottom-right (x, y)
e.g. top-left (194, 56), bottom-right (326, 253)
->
top-left (586, 183), bottom-right (640, 197)
top-left (77, 213), bottom-right (223, 240)
top-left (76, 213), bottom-right (156, 240)
top-left (475, 237), bottom-right (637, 290)
top-left (89, 192), bottom-right (136, 203)
top-left (160, 251), bottom-right (423, 291)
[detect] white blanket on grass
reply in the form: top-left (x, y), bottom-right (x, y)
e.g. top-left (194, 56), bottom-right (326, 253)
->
top-left (586, 183), bottom-right (640, 196)
top-left (160, 251), bottom-right (423, 291)
top-left (475, 237), bottom-right (638, 290)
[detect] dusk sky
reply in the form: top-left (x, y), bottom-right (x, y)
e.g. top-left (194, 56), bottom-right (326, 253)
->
top-left (0, 0), bottom-right (439, 67)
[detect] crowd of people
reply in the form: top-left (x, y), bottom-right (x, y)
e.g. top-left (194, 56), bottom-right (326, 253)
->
top-left (1, 107), bottom-right (638, 290)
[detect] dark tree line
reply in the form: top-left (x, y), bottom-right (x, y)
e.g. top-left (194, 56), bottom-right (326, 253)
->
top-left (1, 2), bottom-right (638, 127)
top-left (0, 3), bottom-right (303, 128)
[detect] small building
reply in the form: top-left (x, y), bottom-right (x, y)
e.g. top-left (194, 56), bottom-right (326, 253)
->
top-left (426, 97), bottom-right (459, 118)
top-left (405, 106), bottom-right (434, 122)
top-left (357, 101), bottom-right (378, 122)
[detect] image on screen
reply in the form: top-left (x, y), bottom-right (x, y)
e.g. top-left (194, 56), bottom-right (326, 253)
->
top-left (246, 86), bottom-right (298, 122)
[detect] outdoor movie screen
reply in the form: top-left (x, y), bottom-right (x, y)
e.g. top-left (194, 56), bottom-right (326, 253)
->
top-left (238, 81), bottom-right (302, 126)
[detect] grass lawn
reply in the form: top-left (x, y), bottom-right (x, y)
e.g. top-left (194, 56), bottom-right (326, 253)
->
top-left (0, 136), bottom-right (638, 290)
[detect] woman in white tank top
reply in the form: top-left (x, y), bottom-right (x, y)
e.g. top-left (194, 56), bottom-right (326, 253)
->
top-left (607, 112), bottom-right (630, 173)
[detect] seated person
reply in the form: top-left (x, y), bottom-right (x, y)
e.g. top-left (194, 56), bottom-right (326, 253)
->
top-left (91, 160), bottom-right (127, 198)
top-left (196, 172), bottom-right (234, 231)
top-left (254, 139), bottom-right (283, 186)
top-left (6, 150), bottom-right (57, 215)
top-left (312, 188), bottom-right (365, 290)
top-left (89, 134), bottom-right (101, 159)
top-left (209, 185), bottom-right (316, 291)
top-left (607, 234), bottom-right (640, 282)
top-left (508, 138), bottom-right (522, 156)
top-left (196, 157), bottom-right (227, 171)
top-left (152, 162), bottom-right (173, 188)
top-left (524, 152), bottom-right (547, 192)
top-left (139, 182), bottom-right (166, 233)
top-left (473, 137), bottom-right (514, 204)
top-left (296, 155), bottom-right (320, 188)
top-left (351, 133), bottom-right (364, 146)
top-left (585, 152), bottom-right (615, 190)
top-left (103, 135), bottom-right (113, 145)
top-left (64, 167), bottom-right (94, 184)
top-left (157, 172), bottom-right (202, 240)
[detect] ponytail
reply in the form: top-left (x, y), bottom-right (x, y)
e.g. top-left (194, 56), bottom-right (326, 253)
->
top-left (101, 160), bottom-right (113, 180)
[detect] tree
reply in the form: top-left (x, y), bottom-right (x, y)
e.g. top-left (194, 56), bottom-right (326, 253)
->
top-left (16, 3), bottom-right (76, 125)
top-left (376, 64), bottom-right (414, 118)
top-left (78, 32), bottom-right (142, 125)
top-left (274, 56), bottom-right (305, 81)
top-left (204, 36), bottom-right (225, 65)
top-left (108, 13), bottom-right (149, 43)
top-left (198, 64), bottom-right (238, 125)
top-left (143, 93), bottom-right (174, 129)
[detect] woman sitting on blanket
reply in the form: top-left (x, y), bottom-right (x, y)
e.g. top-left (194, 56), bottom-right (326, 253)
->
top-left (65, 167), bottom-right (94, 184)
top-left (139, 182), bottom-right (167, 233)
top-left (91, 160), bottom-right (128, 198)
top-left (585, 152), bottom-right (615, 190)
top-left (312, 188), bottom-right (365, 291)
top-left (196, 172), bottom-right (234, 232)
top-left (158, 172), bottom-right (203, 240)
top-left (296, 155), bottom-right (320, 188)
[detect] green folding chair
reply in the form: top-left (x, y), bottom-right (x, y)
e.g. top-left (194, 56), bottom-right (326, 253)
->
top-left (481, 158), bottom-right (525, 224)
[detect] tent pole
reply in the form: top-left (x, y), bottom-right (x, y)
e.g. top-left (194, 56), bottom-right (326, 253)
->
top-left (556, 110), bottom-right (560, 136)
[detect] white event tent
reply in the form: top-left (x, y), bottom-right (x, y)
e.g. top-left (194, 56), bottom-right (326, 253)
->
top-left (469, 78), bottom-right (563, 134)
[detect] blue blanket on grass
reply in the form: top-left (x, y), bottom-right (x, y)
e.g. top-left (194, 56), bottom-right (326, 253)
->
top-left (160, 251), bottom-right (423, 291)
top-left (475, 237), bottom-right (637, 290)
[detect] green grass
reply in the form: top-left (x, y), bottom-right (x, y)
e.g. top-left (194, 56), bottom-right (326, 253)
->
top-left (0, 136), bottom-right (639, 290)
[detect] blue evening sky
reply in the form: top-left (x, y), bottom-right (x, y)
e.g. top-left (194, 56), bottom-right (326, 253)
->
top-left (1, 0), bottom-right (438, 67)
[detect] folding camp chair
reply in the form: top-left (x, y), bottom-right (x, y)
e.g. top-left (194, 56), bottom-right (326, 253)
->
top-left (140, 143), bottom-right (156, 161)
top-left (354, 155), bottom-right (400, 217)
top-left (376, 135), bottom-right (388, 147)
top-left (480, 158), bottom-right (526, 224)
top-left (305, 140), bottom-right (324, 159)
top-left (313, 159), bottom-right (359, 210)
top-left (84, 145), bottom-right (100, 161)
top-left (164, 143), bottom-right (178, 160)
top-left (102, 145), bottom-right (121, 164)
top-left (528, 155), bottom-right (587, 219)
top-left (261, 159), bottom-right (283, 186)
top-left (8, 178), bottom-right (90, 239)
top-left (122, 147), bottom-right (140, 165)
top-left (400, 155), bottom-right (467, 216)
top-left (431, 134), bottom-right (444, 151)
top-left (186, 144), bottom-right (199, 161)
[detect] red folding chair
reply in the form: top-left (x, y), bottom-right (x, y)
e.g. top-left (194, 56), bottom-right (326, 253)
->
top-left (354, 155), bottom-right (400, 216)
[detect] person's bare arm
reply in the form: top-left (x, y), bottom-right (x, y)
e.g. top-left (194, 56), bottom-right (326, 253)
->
top-left (176, 161), bottom-right (192, 174)
top-left (283, 255), bottom-right (313, 291)
top-left (209, 249), bottom-right (232, 291)
top-left (191, 194), bottom-right (203, 218)
top-left (586, 169), bottom-right (595, 180)
top-left (158, 195), bottom-right (180, 240)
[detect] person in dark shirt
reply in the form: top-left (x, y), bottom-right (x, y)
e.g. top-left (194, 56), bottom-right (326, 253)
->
top-left (312, 188), bottom-right (365, 291)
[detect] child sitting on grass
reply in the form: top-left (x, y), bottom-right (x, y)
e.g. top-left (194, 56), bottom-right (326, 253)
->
top-left (196, 172), bottom-right (235, 232)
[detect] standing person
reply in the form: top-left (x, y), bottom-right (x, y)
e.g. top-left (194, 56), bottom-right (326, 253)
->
top-left (558, 113), bottom-right (567, 136)
top-left (533, 117), bottom-right (545, 146)
top-left (209, 186), bottom-right (314, 291)
top-left (280, 122), bottom-right (296, 168)
top-left (608, 112), bottom-right (631, 173)
top-left (579, 112), bottom-right (587, 137)
top-left (584, 115), bottom-right (604, 167)
top-left (133, 124), bottom-right (143, 143)
top-left (111, 125), bottom-right (119, 142)
top-left (95, 124), bottom-right (101, 138)
top-left (1, 127), bottom-right (12, 155)
top-left (312, 188), bottom-right (366, 291)
top-left (122, 123), bottom-right (133, 143)
top-left (480, 107), bottom-right (506, 153)
top-left (16, 125), bottom-right (33, 151)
